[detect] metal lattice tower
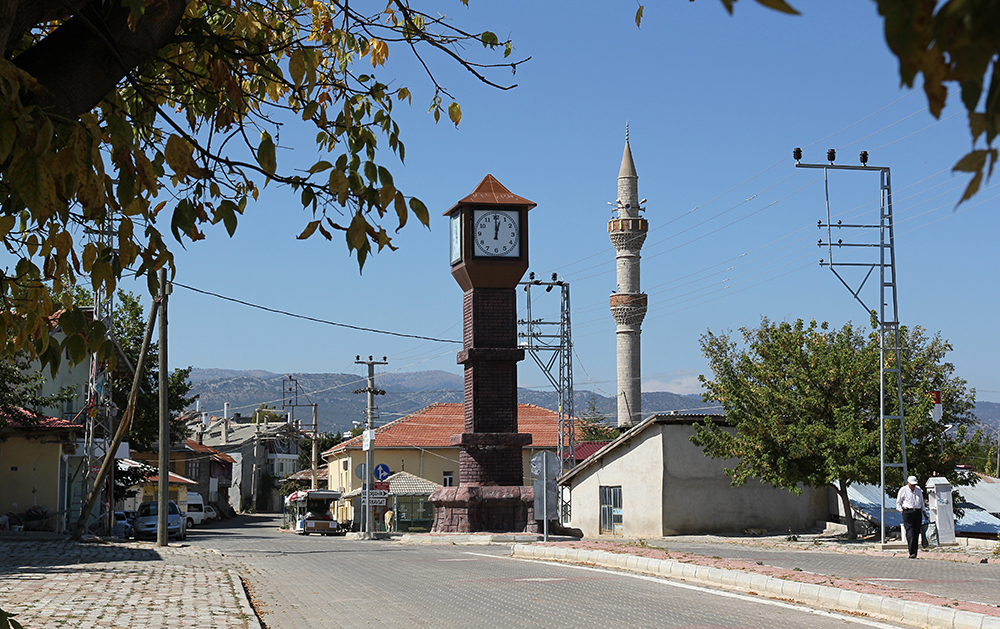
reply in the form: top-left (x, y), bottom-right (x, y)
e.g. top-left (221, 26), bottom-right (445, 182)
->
top-left (795, 148), bottom-right (908, 545)
top-left (82, 215), bottom-right (117, 534)
top-left (517, 274), bottom-right (575, 470)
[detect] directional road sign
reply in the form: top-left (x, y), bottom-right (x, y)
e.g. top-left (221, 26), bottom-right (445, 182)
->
top-left (373, 463), bottom-right (391, 481)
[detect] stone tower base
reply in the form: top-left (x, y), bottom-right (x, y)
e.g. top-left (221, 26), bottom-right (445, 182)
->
top-left (430, 486), bottom-right (538, 533)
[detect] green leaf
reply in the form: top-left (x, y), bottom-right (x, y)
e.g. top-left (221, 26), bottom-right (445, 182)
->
top-left (257, 132), bottom-right (276, 175)
top-left (635, 6), bottom-right (643, 28)
top-left (308, 160), bottom-right (332, 174)
top-left (217, 200), bottom-right (239, 237)
top-left (480, 31), bottom-right (499, 47)
top-left (409, 197), bottom-right (429, 227)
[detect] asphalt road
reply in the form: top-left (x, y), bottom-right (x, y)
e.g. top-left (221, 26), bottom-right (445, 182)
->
top-left (185, 515), bottom-right (912, 629)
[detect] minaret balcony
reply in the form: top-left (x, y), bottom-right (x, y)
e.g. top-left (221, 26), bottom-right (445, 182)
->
top-left (609, 293), bottom-right (648, 327)
top-left (607, 218), bottom-right (648, 233)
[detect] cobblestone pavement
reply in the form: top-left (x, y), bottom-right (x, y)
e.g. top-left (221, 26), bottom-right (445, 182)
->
top-left (0, 536), bottom-right (254, 629)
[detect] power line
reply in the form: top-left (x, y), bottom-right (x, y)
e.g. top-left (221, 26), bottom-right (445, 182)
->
top-left (171, 281), bottom-right (461, 344)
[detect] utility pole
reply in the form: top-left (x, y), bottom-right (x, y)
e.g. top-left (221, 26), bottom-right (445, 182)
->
top-left (354, 356), bottom-right (386, 539)
top-left (282, 376), bottom-right (321, 490)
top-left (312, 403), bottom-right (319, 490)
top-left (794, 147), bottom-right (907, 546)
top-left (157, 267), bottom-right (169, 547)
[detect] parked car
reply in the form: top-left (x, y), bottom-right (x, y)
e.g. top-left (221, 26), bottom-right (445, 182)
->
top-left (133, 501), bottom-right (186, 540)
top-left (204, 505), bottom-right (219, 522)
top-left (113, 511), bottom-right (133, 539)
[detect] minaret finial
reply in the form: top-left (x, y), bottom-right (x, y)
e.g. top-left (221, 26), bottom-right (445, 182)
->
top-left (626, 120), bottom-right (630, 144)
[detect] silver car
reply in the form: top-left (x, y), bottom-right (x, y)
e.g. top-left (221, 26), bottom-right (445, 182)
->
top-left (133, 501), bottom-right (187, 540)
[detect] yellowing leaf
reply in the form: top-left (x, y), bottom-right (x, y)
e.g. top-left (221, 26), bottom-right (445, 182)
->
top-left (164, 135), bottom-right (196, 179)
top-left (346, 211), bottom-right (368, 251)
top-left (289, 49), bottom-right (306, 87)
top-left (635, 6), bottom-right (643, 28)
top-left (298, 219), bottom-right (321, 239)
top-left (448, 102), bottom-right (462, 127)
top-left (393, 191), bottom-right (407, 232)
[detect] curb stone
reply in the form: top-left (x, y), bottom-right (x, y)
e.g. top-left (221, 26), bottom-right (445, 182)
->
top-left (229, 569), bottom-right (265, 629)
top-left (510, 544), bottom-right (1000, 629)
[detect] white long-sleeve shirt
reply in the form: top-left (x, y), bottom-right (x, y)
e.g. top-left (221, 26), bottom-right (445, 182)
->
top-left (896, 484), bottom-right (925, 512)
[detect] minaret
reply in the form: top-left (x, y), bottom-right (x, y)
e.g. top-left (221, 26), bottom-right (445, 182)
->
top-left (609, 125), bottom-right (647, 427)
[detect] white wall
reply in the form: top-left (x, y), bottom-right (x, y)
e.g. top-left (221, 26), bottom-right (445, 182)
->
top-left (566, 420), bottom-right (826, 538)
top-left (568, 427), bottom-right (664, 538)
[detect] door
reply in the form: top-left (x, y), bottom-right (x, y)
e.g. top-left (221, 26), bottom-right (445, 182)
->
top-left (599, 486), bottom-right (622, 535)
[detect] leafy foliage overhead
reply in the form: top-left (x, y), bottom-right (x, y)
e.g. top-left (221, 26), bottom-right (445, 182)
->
top-left (0, 0), bottom-right (525, 374)
top-left (636, 0), bottom-right (1000, 203)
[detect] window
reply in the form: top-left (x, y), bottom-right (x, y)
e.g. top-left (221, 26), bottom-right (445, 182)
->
top-left (442, 471), bottom-right (454, 487)
top-left (343, 460), bottom-right (349, 471)
top-left (186, 459), bottom-right (201, 480)
top-left (268, 454), bottom-right (299, 478)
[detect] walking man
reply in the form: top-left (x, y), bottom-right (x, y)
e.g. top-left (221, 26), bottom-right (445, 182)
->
top-left (896, 475), bottom-right (927, 558)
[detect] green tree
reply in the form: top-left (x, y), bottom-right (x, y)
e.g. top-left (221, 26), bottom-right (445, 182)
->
top-left (0, 0), bottom-right (523, 375)
top-left (0, 352), bottom-right (75, 427)
top-left (577, 396), bottom-right (618, 442)
top-left (692, 317), bottom-right (981, 539)
top-left (76, 288), bottom-right (196, 451)
top-left (298, 431), bottom-right (343, 470)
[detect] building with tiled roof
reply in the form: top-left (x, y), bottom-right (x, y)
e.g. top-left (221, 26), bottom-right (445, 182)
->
top-left (560, 412), bottom-right (826, 538)
top-left (323, 402), bottom-right (574, 527)
top-left (0, 408), bottom-right (84, 533)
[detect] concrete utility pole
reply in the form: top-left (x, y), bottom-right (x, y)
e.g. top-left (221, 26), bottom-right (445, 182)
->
top-left (311, 403), bottom-right (319, 490)
top-left (157, 268), bottom-right (169, 547)
top-left (354, 356), bottom-right (386, 539)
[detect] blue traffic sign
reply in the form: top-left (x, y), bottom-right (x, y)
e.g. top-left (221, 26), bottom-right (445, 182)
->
top-left (373, 463), bottom-right (391, 481)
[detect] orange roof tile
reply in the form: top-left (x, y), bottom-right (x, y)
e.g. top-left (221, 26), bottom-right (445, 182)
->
top-left (184, 439), bottom-right (236, 464)
top-left (325, 403), bottom-right (575, 455)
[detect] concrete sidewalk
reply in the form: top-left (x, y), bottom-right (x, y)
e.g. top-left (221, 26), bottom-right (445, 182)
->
top-left (0, 538), bottom-right (259, 629)
top-left (511, 533), bottom-right (1000, 629)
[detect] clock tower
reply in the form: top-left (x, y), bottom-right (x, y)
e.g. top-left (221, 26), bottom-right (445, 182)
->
top-left (431, 174), bottom-right (539, 533)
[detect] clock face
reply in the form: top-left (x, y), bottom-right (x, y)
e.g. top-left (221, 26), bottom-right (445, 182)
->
top-left (473, 209), bottom-right (520, 258)
top-left (450, 212), bottom-right (462, 265)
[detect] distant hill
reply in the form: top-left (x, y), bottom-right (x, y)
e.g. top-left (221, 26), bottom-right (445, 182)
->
top-left (186, 368), bottom-right (1000, 439)
top-left (188, 367), bottom-right (278, 384)
top-left (185, 369), bottom-right (721, 434)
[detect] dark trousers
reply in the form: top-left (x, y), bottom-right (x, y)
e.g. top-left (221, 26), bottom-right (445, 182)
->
top-left (902, 509), bottom-right (922, 556)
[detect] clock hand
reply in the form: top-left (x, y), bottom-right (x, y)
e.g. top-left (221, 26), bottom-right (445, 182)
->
top-left (494, 216), bottom-right (499, 240)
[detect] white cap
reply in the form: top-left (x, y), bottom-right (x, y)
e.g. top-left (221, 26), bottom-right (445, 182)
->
top-left (907, 475), bottom-right (918, 485)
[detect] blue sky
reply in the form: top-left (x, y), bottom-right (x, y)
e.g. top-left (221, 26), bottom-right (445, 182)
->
top-left (136, 2), bottom-right (999, 409)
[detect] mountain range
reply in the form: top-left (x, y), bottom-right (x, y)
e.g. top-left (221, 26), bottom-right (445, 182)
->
top-left (185, 368), bottom-right (1000, 438)
top-left (185, 368), bottom-right (721, 434)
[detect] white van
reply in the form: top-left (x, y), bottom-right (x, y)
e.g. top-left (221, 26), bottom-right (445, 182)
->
top-left (186, 492), bottom-right (207, 527)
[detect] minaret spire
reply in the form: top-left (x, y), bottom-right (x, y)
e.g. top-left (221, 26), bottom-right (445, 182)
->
top-left (609, 124), bottom-right (648, 428)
